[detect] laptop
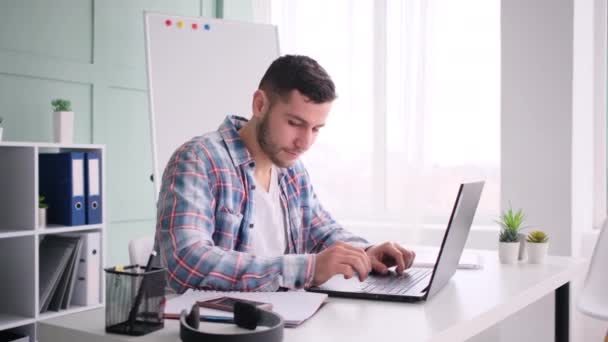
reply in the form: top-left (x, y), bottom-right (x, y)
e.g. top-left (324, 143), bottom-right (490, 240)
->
top-left (308, 181), bottom-right (485, 302)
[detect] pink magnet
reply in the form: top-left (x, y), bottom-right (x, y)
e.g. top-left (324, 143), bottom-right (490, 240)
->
top-left (165, 19), bottom-right (172, 26)
top-left (192, 23), bottom-right (198, 30)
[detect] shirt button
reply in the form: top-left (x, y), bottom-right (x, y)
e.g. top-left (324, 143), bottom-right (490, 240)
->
top-left (251, 185), bottom-right (256, 190)
top-left (249, 223), bottom-right (254, 228)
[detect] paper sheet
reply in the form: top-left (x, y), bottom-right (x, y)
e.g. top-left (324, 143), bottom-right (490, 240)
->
top-left (412, 247), bottom-right (483, 269)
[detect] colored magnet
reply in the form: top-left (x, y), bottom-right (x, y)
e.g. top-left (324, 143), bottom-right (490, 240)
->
top-left (177, 21), bottom-right (184, 28)
top-left (204, 24), bottom-right (210, 30)
top-left (192, 23), bottom-right (198, 30)
top-left (165, 19), bottom-right (172, 26)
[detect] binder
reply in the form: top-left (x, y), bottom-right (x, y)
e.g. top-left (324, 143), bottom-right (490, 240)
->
top-left (39, 152), bottom-right (86, 226)
top-left (72, 232), bottom-right (101, 306)
top-left (62, 236), bottom-right (84, 309)
top-left (47, 235), bottom-right (81, 312)
top-left (39, 235), bottom-right (77, 312)
top-left (84, 152), bottom-right (102, 224)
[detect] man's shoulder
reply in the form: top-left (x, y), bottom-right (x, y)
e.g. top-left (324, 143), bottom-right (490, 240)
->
top-left (171, 131), bottom-right (232, 167)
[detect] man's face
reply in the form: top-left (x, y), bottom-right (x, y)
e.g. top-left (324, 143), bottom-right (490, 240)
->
top-left (256, 90), bottom-right (332, 168)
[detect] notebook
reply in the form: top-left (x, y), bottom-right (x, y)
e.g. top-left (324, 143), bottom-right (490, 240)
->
top-left (165, 290), bottom-right (328, 327)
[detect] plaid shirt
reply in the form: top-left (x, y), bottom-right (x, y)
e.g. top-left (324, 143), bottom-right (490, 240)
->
top-left (156, 116), bottom-right (370, 293)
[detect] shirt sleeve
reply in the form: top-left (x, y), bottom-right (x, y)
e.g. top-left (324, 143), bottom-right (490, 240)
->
top-left (156, 145), bottom-right (315, 293)
top-left (297, 167), bottom-right (372, 253)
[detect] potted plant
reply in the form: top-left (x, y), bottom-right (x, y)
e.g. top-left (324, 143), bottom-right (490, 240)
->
top-left (0, 116), bottom-right (4, 141)
top-left (51, 98), bottom-right (74, 143)
top-left (39, 195), bottom-right (49, 228)
top-left (526, 230), bottom-right (549, 264)
top-left (497, 207), bottom-right (526, 264)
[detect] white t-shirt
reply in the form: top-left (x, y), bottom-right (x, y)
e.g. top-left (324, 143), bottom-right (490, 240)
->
top-left (249, 166), bottom-right (287, 256)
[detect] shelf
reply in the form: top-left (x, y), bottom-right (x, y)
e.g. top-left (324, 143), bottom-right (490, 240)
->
top-left (38, 224), bottom-right (103, 235)
top-left (0, 141), bottom-right (104, 150)
top-left (0, 313), bottom-right (35, 331)
top-left (0, 237), bottom-right (35, 322)
top-left (38, 303), bottom-right (103, 321)
top-left (0, 229), bottom-right (35, 239)
top-left (0, 146), bottom-right (35, 231)
top-left (0, 143), bottom-right (105, 339)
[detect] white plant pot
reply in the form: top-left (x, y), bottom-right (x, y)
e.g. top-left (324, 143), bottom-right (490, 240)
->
top-left (527, 242), bottom-right (549, 264)
top-left (498, 242), bottom-right (520, 264)
top-left (517, 233), bottom-right (527, 261)
top-left (39, 208), bottom-right (47, 228)
top-left (53, 111), bottom-right (74, 143)
top-left (0, 126), bottom-right (3, 141)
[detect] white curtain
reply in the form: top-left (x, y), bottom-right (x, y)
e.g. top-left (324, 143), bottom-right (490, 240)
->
top-left (268, 0), bottom-right (500, 238)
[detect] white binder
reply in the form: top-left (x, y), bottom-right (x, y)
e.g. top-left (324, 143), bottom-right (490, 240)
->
top-left (71, 232), bottom-right (101, 306)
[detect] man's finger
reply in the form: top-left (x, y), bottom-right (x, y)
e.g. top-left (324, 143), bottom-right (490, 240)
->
top-left (370, 257), bottom-right (388, 274)
top-left (384, 244), bottom-right (406, 274)
top-left (396, 244), bottom-right (416, 269)
top-left (335, 243), bottom-right (372, 273)
top-left (337, 264), bottom-right (354, 279)
top-left (337, 254), bottom-right (369, 281)
top-left (335, 242), bottom-right (372, 271)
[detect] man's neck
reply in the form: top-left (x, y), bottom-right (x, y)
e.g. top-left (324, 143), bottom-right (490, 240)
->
top-left (238, 121), bottom-right (273, 191)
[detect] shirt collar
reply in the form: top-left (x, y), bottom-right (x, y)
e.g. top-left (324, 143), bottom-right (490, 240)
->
top-left (218, 115), bottom-right (295, 179)
top-left (218, 115), bottom-right (255, 167)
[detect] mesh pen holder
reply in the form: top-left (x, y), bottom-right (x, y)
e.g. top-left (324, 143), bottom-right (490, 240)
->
top-left (105, 265), bottom-right (166, 336)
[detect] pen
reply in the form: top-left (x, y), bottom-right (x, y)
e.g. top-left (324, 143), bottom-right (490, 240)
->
top-left (200, 316), bottom-right (235, 324)
top-left (164, 314), bottom-right (234, 324)
top-left (127, 250), bottom-right (157, 331)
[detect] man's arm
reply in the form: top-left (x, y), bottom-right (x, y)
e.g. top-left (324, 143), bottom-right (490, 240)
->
top-left (156, 146), bottom-right (315, 293)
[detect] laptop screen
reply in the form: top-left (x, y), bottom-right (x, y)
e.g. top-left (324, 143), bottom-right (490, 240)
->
top-left (425, 181), bottom-right (485, 299)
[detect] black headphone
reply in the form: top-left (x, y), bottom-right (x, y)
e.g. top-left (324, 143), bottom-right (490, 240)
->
top-left (179, 302), bottom-right (284, 342)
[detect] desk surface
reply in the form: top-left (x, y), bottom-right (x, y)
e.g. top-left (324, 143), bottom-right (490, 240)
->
top-left (39, 250), bottom-right (585, 342)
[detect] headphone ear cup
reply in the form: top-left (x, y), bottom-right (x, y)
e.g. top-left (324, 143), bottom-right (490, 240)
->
top-left (186, 303), bottom-right (200, 329)
top-left (234, 302), bottom-right (260, 330)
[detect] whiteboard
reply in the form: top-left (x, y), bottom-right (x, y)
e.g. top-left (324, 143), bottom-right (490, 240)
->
top-left (144, 12), bottom-right (279, 199)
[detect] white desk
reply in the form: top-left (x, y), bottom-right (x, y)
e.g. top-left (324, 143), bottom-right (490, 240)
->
top-left (38, 251), bottom-right (584, 342)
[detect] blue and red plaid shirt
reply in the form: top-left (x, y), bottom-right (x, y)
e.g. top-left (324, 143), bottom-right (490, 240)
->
top-left (156, 116), bottom-right (370, 293)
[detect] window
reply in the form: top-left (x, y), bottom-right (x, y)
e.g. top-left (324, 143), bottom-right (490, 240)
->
top-left (270, 0), bottom-right (500, 228)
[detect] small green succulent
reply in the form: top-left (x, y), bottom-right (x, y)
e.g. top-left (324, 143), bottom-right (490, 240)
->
top-left (497, 206), bottom-right (526, 242)
top-left (499, 228), bottom-right (519, 243)
top-left (51, 98), bottom-right (72, 112)
top-left (39, 195), bottom-right (49, 209)
top-left (526, 230), bottom-right (548, 243)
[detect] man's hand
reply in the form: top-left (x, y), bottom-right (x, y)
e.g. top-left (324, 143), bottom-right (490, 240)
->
top-left (312, 241), bottom-right (372, 286)
top-left (365, 242), bottom-right (416, 275)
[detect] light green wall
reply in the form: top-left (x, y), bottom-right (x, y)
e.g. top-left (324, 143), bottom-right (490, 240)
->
top-left (0, 0), bottom-right (233, 266)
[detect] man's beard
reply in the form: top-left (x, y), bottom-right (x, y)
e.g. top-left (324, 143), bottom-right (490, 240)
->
top-left (256, 113), bottom-right (292, 168)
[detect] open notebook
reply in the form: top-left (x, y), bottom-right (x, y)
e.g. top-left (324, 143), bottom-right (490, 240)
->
top-left (165, 290), bottom-right (328, 327)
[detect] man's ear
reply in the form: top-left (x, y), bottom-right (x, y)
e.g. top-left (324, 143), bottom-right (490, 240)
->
top-left (252, 90), bottom-right (270, 118)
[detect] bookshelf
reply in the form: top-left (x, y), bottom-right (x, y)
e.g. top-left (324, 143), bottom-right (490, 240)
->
top-left (0, 142), bottom-right (105, 341)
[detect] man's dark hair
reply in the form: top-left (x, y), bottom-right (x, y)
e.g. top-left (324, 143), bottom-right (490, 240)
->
top-left (258, 55), bottom-right (336, 104)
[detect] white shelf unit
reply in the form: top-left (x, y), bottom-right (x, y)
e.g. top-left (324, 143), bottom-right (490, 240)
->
top-left (0, 142), bottom-right (106, 341)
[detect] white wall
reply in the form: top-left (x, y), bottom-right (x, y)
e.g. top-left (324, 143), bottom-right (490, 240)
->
top-left (497, 0), bottom-right (605, 341)
top-left (501, 0), bottom-right (573, 340)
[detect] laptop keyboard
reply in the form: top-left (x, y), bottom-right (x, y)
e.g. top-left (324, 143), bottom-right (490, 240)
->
top-left (361, 268), bottom-right (432, 295)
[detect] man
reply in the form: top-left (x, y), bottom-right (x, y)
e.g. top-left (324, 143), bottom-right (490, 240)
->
top-left (156, 55), bottom-right (415, 293)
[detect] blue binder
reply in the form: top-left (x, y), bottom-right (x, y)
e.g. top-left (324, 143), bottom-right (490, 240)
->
top-left (84, 152), bottom-right (102, 224)
top-left (39, 152), bottom-right (86, 226)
